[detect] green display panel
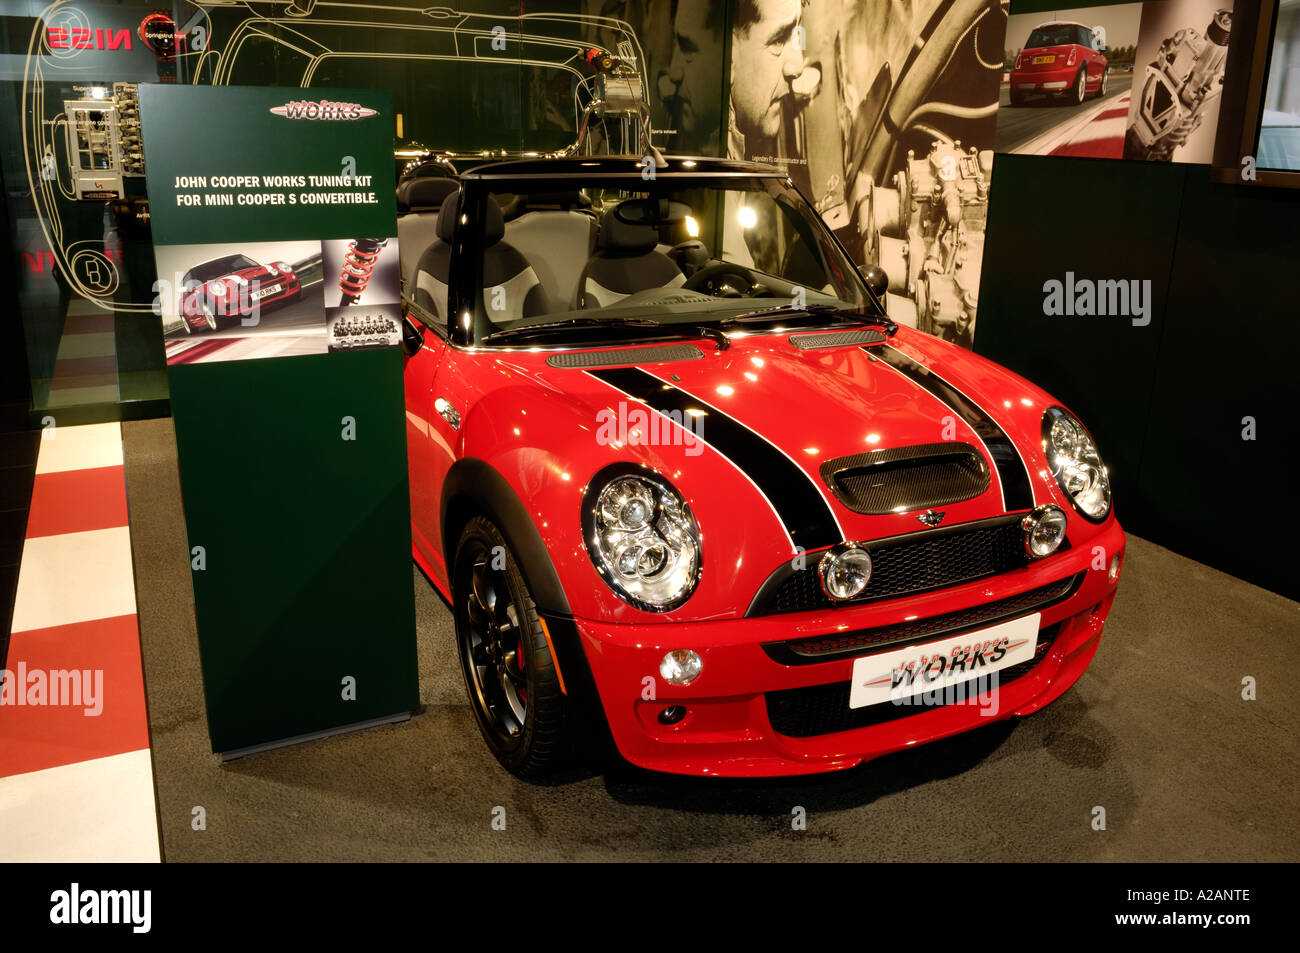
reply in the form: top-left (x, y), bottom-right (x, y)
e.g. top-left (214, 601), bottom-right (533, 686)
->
top-left (139, 85), bottom-right (418, 755)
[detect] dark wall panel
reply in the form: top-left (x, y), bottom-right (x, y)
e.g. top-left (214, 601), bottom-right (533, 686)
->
top-left (977, 154), bottom-right (1186, 511)
top-left (977, 154), bottom-right (1298, 601)
top-left (1134, 172), bottom-right (1300, 598)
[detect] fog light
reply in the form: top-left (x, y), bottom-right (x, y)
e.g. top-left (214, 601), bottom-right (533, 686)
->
top-left (818, 543), bottom-right (873, 601)
top-left (1109, 552), bottom-right (1122, 583)
top-left (658, 705), bottom-right (687, 725)
top-left (660, 649), bottom-right (702, 685)
top-left (1022, 504), bottom-right (1068, 557)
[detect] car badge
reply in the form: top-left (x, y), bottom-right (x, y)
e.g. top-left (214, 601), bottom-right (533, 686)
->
top-left (917, 509), bottom-right (946, 527)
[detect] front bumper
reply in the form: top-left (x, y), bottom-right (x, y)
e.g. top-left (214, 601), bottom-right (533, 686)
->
top-left (565, 517), bottom-right (1124, 777)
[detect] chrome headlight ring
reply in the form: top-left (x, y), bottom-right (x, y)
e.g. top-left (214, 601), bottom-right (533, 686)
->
top-left (581, 464), bottom-right (702, 612)
top-left (1042, 406), bottom-right (1112, 522)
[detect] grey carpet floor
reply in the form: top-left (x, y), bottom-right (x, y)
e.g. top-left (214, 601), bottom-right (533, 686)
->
top-left (123, 417), bottom-right (1300, 862)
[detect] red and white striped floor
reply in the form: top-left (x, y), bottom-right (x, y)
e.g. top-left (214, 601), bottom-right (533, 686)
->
top-left (0, 422), bottom-right (159, 862)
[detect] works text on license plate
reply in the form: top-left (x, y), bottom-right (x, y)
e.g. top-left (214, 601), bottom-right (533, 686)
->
top-left (849, 613), bottom-right (1040, 709)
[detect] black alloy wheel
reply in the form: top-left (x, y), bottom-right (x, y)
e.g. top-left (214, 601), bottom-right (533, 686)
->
top-left (452, 516), bottom-right (569, 778)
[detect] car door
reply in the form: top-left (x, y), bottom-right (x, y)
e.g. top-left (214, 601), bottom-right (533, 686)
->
top-left (403, 312), bottom-right (454, 585)
top-left (1082, 26), bottom-right (1103, 87)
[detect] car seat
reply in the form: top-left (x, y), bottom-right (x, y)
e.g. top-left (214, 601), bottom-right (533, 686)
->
top-left (577, 206), bottom-right (686, 309)
top-left (412, 196), bottom-right (548, 324)
top-left (397, 178), bottom-right (459, 290)
top-left (504, 191), bottom-right (597, 310)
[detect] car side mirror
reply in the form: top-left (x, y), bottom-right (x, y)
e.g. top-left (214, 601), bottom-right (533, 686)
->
top-left (401, 313), bottom-right (423, 358)
top-left (862, 264), bottom-right (889, 299)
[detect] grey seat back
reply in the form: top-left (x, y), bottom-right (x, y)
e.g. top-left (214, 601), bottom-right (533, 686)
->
top-left (579, 207), bottom-right (685, 309)
top-left (397, 178), bottom-right (458, 292)
top-left (505, 210), bottom-right (597, 311)
top-left (413, 197), bottom-right (548, 324)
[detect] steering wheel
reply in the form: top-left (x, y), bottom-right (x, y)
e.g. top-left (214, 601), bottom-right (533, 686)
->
top-left (682, 262), bottom-right (756, 297)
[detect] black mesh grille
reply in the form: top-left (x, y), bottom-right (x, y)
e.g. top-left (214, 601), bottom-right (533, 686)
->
top-left (820, 443), bottom-right (990, 515)
top-left (788, 328), bottom-right (886, 350)
top-left (748, 517), bottom-right (1028, 617)
top-left (761, 574), bottom-right (1080, 664)
top-left (545, 343), bottom-right (703, 368)
top-left (764, 623), bottom-right (1063, 738)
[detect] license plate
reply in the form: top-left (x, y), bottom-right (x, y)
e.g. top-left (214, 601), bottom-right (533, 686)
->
top-left (1032, 55), bottom-right (1054, 64)
top-left (848, 613), bottom-right (1040, 709)
top-left (252, 284), bottom-right (282, 300)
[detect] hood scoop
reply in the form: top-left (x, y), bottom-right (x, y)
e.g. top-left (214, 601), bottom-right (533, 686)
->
top-left (546, 343), bottom-right (704, 369)
top-left (819, 442), bottom-right (991, 515)
top-left (789, 328), bottom-right (886, 350)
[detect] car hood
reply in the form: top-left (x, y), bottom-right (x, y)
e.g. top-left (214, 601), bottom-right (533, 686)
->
top-left (190, 265), bottom-right (275, 289)
top-left (525, 328), bottom-right (1054, 537)
top-left (454, 326), bottom-right (1075, 622)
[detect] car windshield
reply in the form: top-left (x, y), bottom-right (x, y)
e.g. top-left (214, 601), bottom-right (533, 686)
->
top-left (458, 174), bottom-right (875, 346)
top-left (187, 255), bottom-right (258, 283)
top-left (1027, 26), bottom-right (1075, 48)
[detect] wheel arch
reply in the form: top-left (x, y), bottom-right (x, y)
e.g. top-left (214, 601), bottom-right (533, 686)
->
top-left (440, 457), bottom-right (572, 616)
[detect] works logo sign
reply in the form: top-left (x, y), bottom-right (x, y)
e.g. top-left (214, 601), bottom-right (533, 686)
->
top-left (270, 100), bottom-right (378, 121)
top-left (50, 884), bottom-right (151, 934)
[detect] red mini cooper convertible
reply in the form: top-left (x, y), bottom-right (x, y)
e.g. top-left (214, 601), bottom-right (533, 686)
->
top-left (178, 253), bottom-right (302, 332)
top-left (401, 156), bottom-right (1124, 779)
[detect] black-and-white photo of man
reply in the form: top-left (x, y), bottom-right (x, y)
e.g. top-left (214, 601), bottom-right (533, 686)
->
top-left (727, 0), bottom-right (1008, 349)
top-left (727, 0), bottom-right (817, 157)
top-left (581, 0), bottom-right (727, 154)
top-left (659, 1), bottom-right (726, 151)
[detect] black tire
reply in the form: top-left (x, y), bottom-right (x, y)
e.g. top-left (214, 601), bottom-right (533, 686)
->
top-left (1009, 88), bottom-right (1026, 107)
top-left (200, 300), bottom-right (221, 332)
top-left (1071, 68), bottom-right (1087, 105)
top-left (453, 516), bottom-right (570, 779)
top-left (1096, 68), bottom-right (1107, 99)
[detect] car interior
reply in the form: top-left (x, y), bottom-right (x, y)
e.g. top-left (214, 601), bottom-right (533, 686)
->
top-left (397, 174), bottom-right (851, 330)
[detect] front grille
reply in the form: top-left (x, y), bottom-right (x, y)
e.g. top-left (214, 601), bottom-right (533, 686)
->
top-left (819, 443), bottom-right (991, 515)
top-left (761, 574), bottom-right (1081, 664)
top-left (747, 515), bottom-right (1029, 617)
top-left (764, 622), bottom-right (1063, 738)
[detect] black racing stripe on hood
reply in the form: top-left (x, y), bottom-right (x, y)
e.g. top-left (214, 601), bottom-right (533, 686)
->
top-left (588, 367), bottom-right (841, 550)
top-left (870, 346), bottom-right (1034, 512)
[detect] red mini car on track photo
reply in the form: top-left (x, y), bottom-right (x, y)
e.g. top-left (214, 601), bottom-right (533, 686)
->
top-left (400, 156), bottom-right (1124, 779)
top-left (1010, 21), bottom-right (1109, 106)
top-left (178, 253), bottom-right (302, 332)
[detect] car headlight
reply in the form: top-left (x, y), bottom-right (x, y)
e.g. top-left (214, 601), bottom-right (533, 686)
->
top-left (582, 466), bottom-right (701, 611)
top-left (1022, 504), bottom-right (1068, 557)
top-left (1042, 406), bottom-right (1111, 521)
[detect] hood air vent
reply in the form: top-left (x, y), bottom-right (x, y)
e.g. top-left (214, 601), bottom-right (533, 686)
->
top-left (819, 442), bottom-right (991, 514)
top-left (546, 343), bottom-right (705, 369)
top-left (789, 328), bottom-right (886, 350)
